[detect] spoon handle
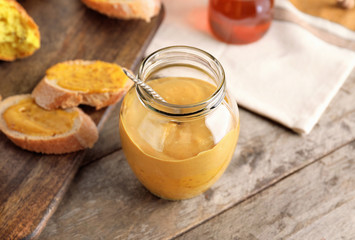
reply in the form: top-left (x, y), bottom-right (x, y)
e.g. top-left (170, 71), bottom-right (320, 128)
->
top-left (123, 68), bottom-right (167, 103)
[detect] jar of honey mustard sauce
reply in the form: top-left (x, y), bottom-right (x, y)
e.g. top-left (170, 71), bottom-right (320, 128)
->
top-left (119, 46), bottom-right (240, 200)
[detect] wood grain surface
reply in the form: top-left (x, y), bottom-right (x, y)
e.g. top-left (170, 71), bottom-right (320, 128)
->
top-left (38, 69), bottom-right (355, 239)
top-left (177, 141), bottom-right (355, 240)
top-left (0, 0), bottom-right (164, 239)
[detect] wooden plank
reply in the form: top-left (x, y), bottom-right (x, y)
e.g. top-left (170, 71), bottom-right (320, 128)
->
top-left (0, 0), bottom-right (164, 239)
top-left (0, 149), bottom-right (83, 240)
top-left (38, 69), bottom-right (355, 239)
top-left (176, 141), bottom-right (355, 240)
top-left (82, 102), bottom-right (122, 166)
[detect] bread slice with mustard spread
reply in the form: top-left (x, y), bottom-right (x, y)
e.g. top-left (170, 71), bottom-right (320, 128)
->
top-left (0, 94), bottom-right (98, 154)
top-left (0, 0), bottom-right (40, 61)
top-left (32, 60), bottom-right (133, 110)
top-left (81, 0), bottom-right (161, 22)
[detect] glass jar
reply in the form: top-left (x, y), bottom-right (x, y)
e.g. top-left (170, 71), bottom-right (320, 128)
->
top-left (209, 0), bottom-right (274, 44)
top-left (119, 46), bottom-right (240, 200)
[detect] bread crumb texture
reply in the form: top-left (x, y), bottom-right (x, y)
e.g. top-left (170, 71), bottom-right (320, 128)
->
top-left (81, 0), bottom-right (161, 22)
top-left (46, 60), bottom-right (129, 93)
top-left (3, 98), bottom-right (78, 136)
top-left (0, 0), bottom-right (40, 61)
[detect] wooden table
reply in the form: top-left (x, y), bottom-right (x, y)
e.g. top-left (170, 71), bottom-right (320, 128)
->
top-left (34, 64), bottom-right (355, 239)
top-left (0, 1), bottom-right (163, 239)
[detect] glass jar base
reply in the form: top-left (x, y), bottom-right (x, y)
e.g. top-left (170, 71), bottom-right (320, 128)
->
top-left (208, 0), bottom-right (274, 45)
top-left (209, 20), bottom-right (272, 45)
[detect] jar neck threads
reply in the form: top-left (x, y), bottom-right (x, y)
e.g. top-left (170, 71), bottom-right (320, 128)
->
top-left (137, 46), bottom-right (226, 118)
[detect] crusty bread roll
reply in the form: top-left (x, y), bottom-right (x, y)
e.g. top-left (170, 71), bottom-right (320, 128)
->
top-left (32, 60), bottom-right (133, 110)
top-left (0, 0), bottom-right (40, 61)
top-left (81, 0), bottom-right (161, 22)
top-left (0, 94), bottom-right (98, 154)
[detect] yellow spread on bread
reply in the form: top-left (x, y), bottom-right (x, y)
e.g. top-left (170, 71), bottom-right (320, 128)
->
top-left (0, 0), bottom-right (40, 60)
top-left (3, 98), bottom-right (78, 136)
top-left (46, 61), bottom-right (129, 93)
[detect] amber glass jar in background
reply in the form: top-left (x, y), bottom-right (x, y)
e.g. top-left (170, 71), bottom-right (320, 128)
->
top-left (119, 46), bottom-right (240, 200)
top-left (209, 0), bottom-right (274, 44)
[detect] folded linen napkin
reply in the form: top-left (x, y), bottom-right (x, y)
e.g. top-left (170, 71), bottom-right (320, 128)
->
top-left (147, 0), bottom-right (355, 134)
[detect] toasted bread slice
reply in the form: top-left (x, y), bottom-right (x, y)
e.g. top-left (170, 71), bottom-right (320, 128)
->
top-left (0, 0), bottom-right (40, 61)
top-left (81, 0), bottom-right (161, 22)
top-left (32, 60), bottom-right (133, 110)
top-left (0, 94), bottom-right (98, 154)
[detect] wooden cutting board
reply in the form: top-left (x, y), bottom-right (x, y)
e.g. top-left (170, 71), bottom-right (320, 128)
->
top-left (0, 0), bottom-right (164, 239)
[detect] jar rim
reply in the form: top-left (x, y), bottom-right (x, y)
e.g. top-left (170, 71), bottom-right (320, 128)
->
top-left (137, 45), bottom-right (226, 117)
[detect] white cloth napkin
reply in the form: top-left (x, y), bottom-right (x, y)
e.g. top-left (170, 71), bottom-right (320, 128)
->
top-left (147, 0), bottom-right (355, 134)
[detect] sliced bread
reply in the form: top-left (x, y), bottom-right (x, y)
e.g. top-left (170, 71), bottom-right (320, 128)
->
top-left (0, 94), bottom-right (98, 154)
top-left (81, 0), bottom-right (161, 22)
top-left (32, 60), bottom-right (132, 110)
top-left (0, 0), bottom-right (40, 61)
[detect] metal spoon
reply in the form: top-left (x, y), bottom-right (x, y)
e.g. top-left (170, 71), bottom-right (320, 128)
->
top-left (122, 68), bottom-right (167, 103)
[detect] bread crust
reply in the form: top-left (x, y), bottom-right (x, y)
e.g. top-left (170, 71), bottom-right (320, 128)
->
top-left (32, 60), bottom-right (133, 110)
top-left (0, 94), bottom-right (98, 154)
top-left (81, 0), bottom-right (161, 22)
top-left (0, 0), bottom-right (40, 61)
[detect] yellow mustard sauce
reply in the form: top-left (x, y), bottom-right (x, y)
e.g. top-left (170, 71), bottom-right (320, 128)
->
top-left (3, 98), bottom-right (78, 137)
top-left (119, 77), bottom-right (240, 200)
top-left (46, 61), bottom-right (129, 93)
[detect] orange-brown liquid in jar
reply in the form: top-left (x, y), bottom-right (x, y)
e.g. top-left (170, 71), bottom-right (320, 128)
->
top-left (119, 77), bottom-right (240, 200)
top-left (209, 0), bottom-right (274, 44)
